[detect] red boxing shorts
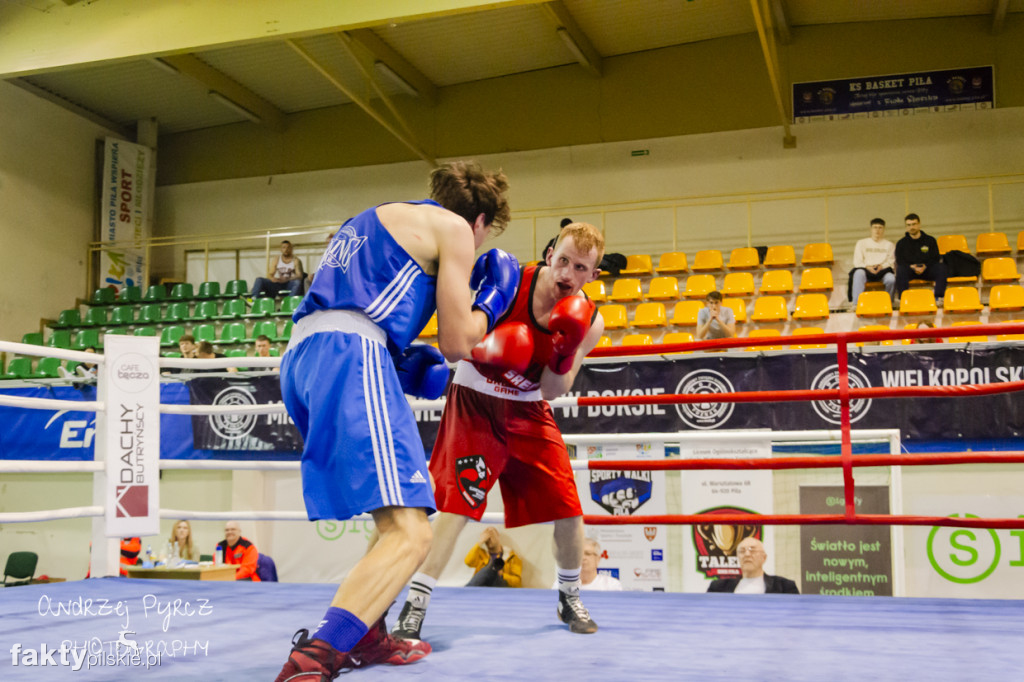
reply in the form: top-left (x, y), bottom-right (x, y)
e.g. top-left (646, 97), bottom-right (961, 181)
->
top-left (429, 383), bottom-right (582, 528)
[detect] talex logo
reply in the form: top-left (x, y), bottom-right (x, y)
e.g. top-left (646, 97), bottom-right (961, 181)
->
top-left (45, 411), bottom-right (96, 449)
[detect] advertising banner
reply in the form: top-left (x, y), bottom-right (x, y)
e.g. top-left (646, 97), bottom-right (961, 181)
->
top-left (187, 376), bottom-right (302, 452)
top-left (793, 66), bottom-right (994, 122)
top-left (99, 137), bottom-right (154, 290)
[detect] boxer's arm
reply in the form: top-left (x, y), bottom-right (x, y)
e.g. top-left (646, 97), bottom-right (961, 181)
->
top-left (540, 312), bottom-right (603, 400)
top-left (434, 216), bottom-right (491, 362)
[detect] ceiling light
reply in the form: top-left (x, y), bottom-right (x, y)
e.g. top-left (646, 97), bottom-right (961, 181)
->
top-left (208, 91), bottom-right (261, 124)
top-left (373, 60), bottom-right (418, 97)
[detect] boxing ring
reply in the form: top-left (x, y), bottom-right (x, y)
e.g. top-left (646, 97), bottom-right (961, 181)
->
top-left (3, 324), bottom-right (1024, 679)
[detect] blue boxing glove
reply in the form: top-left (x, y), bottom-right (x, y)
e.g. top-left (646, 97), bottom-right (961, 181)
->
top-left (394, 344), bottom-right (450, 400)
top-left (470, 249), bottom-right (520, 333)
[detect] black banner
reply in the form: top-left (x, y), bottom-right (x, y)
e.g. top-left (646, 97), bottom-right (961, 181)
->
top-left (187, 376), bottom-right (303, 452)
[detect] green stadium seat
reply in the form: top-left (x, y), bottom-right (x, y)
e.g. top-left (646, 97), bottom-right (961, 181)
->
top-left (64, 361), bottom-right (81, 376)
top-left (82, 307), bottom-right (109, 327)
top-left (164, 301), bottom-right (189, 323)
top-left (244, 297), bottom-right (276, 318)
top-left (116, 286), bottom-right (142, 305)
top-left (269, 347), bottom-right (281, 357)
top-left (160, 325), bottom-right (185, 347)
top-left (187, 300), bottom-right (219, 321)
top-left (278, 296), bottom-right (303, 316)
top-left (220, 322), bottom-right (247, 345)
top-left (88, 287), bottom-right (116, 306)
top-left (143, 284), bottom-right (167, 302)
top-left (215, 299), bottom-right (246, 320)
top-left (2, 357), bottom-right (33, 379)
top-left (196, 281), bottom-right (221, 299)
top-left (72, 329), bottom-right (100, 351)
top-left (109, 307), bottom-right (135, 326)
top-left (275, 320), bottom-right (293, 342)
top-left (247, 320), bottom-right (278, 342)
top-left (46, 330), bottom-right (72, 349)
top-left (50, 309), bottom-right (82, 329)
top-left (223, 279), bottom-right (248, 298)
top-left (224, 348), bottom-right (247, 357)
top-left (170, 283), bottom-right (194, 301)
top-left (33, 357), bottom-right (62, 379)
top-left (162, 351), bottom-right (182, 359)
top-left (133, 326), bottom-right (157, 337)
top-left (21, 332), bottom-right (43, 346)
top-left (104, 328), bottom-right (131, 336)
top-left (137, 304), bottom-right (162, 325)
top-left (193, 324), bottom-right (216, 344)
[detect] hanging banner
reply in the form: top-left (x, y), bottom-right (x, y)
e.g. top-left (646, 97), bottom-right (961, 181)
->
top-left (575, 445), bottom-right (669, 591)
top-left (793, 66), bottom-right (994, 122)
top-left (102, 336), bottom-right (160, 537)
top-left (187, 376), bottom-right (303, 452)
top-left (100, 137), bottom-right (154, 290)
top-left (680, 436), bottom-right (773, 592)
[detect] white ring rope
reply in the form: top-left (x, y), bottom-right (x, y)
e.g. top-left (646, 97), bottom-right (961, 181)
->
top-left (159, 356), bottom-right (281, 369)
top-left (0, 341), bottom-right (107, 363)
top-left (0, 393), bottom-right (104, 412)
top-left (160, 509), bottom-right (509, 524)
top-left (0, 506), bottom-right (103, 523)
top-left (0, 460), bottom-right (103, 473)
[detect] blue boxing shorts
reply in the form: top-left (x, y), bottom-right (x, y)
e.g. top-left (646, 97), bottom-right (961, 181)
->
top-left (280, 318), bottom-right (435, 521)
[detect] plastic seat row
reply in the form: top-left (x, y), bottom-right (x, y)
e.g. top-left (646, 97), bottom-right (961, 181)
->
top-left (51, 296), bottom-right (302, 330)
top-left (87, 280), bottom-right (252, 306)
top-left (612, 244), bottom-right (834, 277)
top-left (586, 268), bottom-right (834, 303)
top-left (593, 327), bottom-right (831, 352)
top-left (158, 320), bottom-right (293, 347)
top-left (855, 284), bottom-right (1024, 318)
top-left (598, 294), bottom-right (831, 329)
top-left (937, 231), bottom-right (1024, 257)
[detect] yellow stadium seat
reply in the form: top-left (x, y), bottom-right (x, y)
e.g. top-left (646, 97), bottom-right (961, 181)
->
top-left (691, 250), bottom-right (724, 272)
top-left (937, 234), bottom-right (969, 255)
top-left (946, 321), bottom-right (987, 343)
top-left (662, 332), bottom-right (695, 345)
top-left (670, 300), bottom-right (703, 326)
top-left (763, 245), bottom-right (796, 268)
top-left (727, 247), bottom-right (760, 270)
top-left (801, 243), bottom-right (834, 266)
top-left (1018, 232), bottom-right (1024, 254)
top-left (790, 326), bottom-right (826, 349)
top-left (582, 280), bottom-right (607, 303)
top-left (608, 278), bottom-right (644, 302)
top-left (792, 293), bottom-right (830, 321)
top-left (746, 328), bottom-right (782, 351)
top-left (594, 335), bottom-right (613, 348)
top-left (856, 324), bottom-right (891, 347)
top-left (722, 297), bottom-right (748, 323)
top-left (632, 302), bottom-right (667, 329)
top-left (598, 304), bottom-right (629, 330)
top-left (682, 274), bottom-right (717, 299)
top-left (655, 251), bottom-right (688, 274)
top-left (995, 319), bottom-right (1024, 341)
top-left (758, 270), bottom-right (794, 295)
top-left (418, 313), bottom-right (438, 338)
top-left (798, 267), bottom-right (834, 293)
top-left (621, 333), bottom-right (654, 346)
top-left (751, 296), bottom-right (789, 322)
top-left (855, 291), bottom-right (894, 318)
top-left (620, 254), bottom-right (654, 276)
top-left (645, 276), bottom-right (680, 301)
top-left (976, 232), bottom-right (1011, 257)
top-left (721, 272), bottom-right (755, 297)
top-left (942, 286), bottom-right (983, 314)
top-left (981, 257), bottom-right (1021, 283)
top-left (898, 289), bottom-right (937, 316)
top-left (989, 284), bottom-right (1024, 312)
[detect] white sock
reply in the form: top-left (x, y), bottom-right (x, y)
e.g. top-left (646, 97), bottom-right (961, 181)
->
top-left (557, 567), bottom-right (581, 594)
top-left (407, 572), bottom-right (437, 609)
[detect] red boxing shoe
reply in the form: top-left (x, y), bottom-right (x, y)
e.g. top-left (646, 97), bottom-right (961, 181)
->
top-left (347, 612), bottom-right (432, 668)
top-left (274, 629), bottom-right (349, 681)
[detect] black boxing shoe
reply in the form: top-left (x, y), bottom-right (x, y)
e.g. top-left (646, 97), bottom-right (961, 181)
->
top-left (557, 587), bottom-right (598, 634)
top-left (390, 600), bottom-right (427, 641)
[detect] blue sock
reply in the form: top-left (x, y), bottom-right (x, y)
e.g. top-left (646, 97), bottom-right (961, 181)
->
top-left (312, 607), bottom-right (368, 653)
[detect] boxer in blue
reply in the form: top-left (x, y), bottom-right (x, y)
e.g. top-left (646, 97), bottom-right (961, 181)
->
top-left (274, 161), bottom-right (518, 680)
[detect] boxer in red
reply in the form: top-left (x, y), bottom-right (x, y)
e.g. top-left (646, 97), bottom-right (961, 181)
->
top-left (392, 222), bottom-right (606, 641)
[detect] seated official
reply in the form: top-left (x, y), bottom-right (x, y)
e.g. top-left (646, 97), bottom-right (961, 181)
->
top-left (216, 520), bottom-right (261, 581)
top-left (551, 537), bottom-right (623, 591)
top-left (707, 537), bottom-right (798, 594)
top-left (465, 527), bottom-right (522, 587)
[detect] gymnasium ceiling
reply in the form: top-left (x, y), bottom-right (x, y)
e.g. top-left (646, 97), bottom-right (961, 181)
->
top-left (1, 0), bottom-right (1021, 166)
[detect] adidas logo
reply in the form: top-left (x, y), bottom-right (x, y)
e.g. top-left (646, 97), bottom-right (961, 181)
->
top-left (410, 470), bottom-right (427, 484)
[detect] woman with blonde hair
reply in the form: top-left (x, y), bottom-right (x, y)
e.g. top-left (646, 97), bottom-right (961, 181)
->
top-left (169, 519), bottom-right (199, 561)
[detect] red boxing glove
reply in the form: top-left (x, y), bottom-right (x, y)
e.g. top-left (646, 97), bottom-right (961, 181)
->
top-left (471, 322), bottom-right (534, 374)
top-left (548, 296), bottom-right (595, 375)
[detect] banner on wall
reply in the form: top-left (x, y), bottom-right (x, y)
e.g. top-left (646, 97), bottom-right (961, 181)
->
top-left (793, 66), bottom-right (994, 122)
top-left (99, 137), bottom-right (154, 290)
top-left (575, 444), bottom-right (669, 591)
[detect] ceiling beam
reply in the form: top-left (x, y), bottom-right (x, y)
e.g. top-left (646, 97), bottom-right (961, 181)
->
top-left (750, 0), bottom-right (795, 148)
top-left (539, 0), bottom-right (602, 77)
top-left (6, 78), bottom-right (134, 140)
top-left (158, 54), bottom-right (286, 132)
top-left (345, 28), bottom-right (438, 105)
top-left (991, 0), bottom-right (1009, 35)
top-left (285, 38), bottom-right (436, 167)
top-left (770, 0), bottom-right (791, 45)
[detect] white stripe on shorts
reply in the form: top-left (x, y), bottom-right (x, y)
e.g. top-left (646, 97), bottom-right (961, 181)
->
top-left (361, 337), bottom-right (403, 507)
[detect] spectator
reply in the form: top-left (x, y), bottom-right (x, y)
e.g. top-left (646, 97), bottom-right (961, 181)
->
top-left (895, 213), bottom-right (947, 304)
top-left (254, 334), bottom-right (280, 372)
top-left (552, 537), bottom-right (623, 591)
top-left (216, 520), bottom-right (261, 581)
top-left (196, 341), bottom-right (238, 373)
top-left (696, 291), bottom-right (736, 340)
top-left (178, 334), bottom-right (198, 359)
top-left (250, 240), bottom-right (305, 298)
top-left (707, 537), bottom-right (799, 594)
top-left (464, 527), bottom-right (522, 587)
top-left (849, 218), bottom-right (896, 304)
top-left (168, 519), bottom-right (199, 562)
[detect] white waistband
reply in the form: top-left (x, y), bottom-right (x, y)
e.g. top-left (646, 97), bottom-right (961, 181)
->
top-left (286, 309), bottom-right (387, 352)
top-left (452, 361), bottom-right (543, 402)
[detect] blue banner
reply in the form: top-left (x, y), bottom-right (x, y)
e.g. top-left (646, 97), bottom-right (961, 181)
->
top-left (793, 66), bottom-right (993, 121)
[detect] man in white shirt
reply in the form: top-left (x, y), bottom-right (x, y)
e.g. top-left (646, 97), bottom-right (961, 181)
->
top-left (706, 537), bottom-right (799, 594)
top-left (553, 537), bottom-right (623, 591)
top-left (849, 218), bottom-right (896, 304)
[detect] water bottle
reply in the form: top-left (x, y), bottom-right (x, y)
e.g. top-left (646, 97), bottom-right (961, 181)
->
top-left (171, 541), bottom-right (180, 568)
top-left (143, 545), bottom-right (154, 569)
top-left (212, 545), bottom-right (220, 566)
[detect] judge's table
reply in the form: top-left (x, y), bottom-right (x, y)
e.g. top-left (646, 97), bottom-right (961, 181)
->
top-left (125, 563), bottom-right (237, 581)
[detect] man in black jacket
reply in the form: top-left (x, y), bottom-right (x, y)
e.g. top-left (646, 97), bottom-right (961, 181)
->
top-left (894, 213), bottom-right (947, 304)
top-left (707, 537), bottom-right (799, 594)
